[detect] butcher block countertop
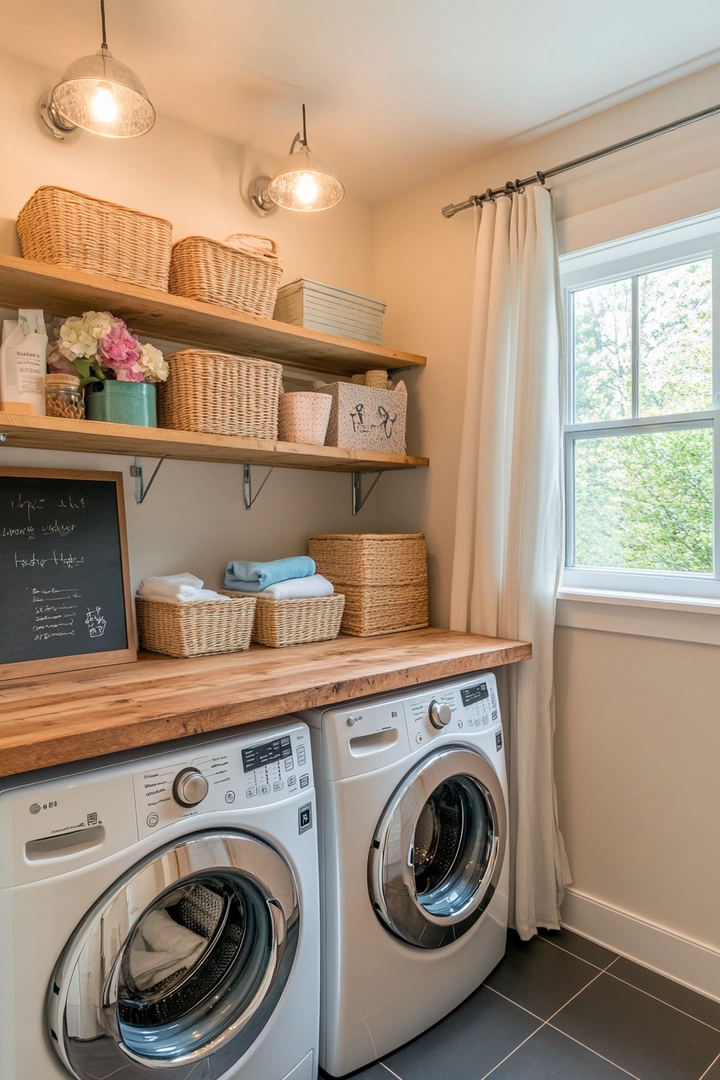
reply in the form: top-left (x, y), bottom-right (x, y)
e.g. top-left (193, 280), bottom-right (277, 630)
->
top-left (0, 628), bottom-right (531, 777)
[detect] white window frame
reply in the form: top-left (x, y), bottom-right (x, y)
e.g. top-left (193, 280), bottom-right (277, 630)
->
top-left (560, 210), bottom-right (720, 607)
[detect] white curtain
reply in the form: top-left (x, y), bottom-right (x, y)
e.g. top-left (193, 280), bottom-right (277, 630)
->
top-left (449, 184), bottom-right (571, 939)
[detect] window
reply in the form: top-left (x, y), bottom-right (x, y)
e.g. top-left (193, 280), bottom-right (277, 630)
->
top-left (561, 212), bottom-right (720, 600)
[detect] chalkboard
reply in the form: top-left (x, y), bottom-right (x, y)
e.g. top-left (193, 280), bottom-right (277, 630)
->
top-left (0, 468), bottom-right (135, 678)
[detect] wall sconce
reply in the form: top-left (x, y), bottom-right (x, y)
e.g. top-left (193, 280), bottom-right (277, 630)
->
top-left (39, 0), bottom-right (155, 141)
top-left (249, 105), bottom-right (344, 215)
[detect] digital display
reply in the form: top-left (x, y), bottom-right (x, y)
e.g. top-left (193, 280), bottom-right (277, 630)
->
top-left (242, 735), bottom-right (293, 773)
top-left (461, 682), bottom-right (489, 706)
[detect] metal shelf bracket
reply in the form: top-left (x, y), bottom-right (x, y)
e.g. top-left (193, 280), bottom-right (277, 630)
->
top-left (352, 471), bottom-right (382, 515)
top-left (130, 457), bottom-right (166, 505)
top-left (243, 464), bottom-right (275, 510)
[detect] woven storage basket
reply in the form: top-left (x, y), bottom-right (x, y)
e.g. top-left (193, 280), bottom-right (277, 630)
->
top-left (221, 592), bottom-right (345, 647)
top-left (16, 186), bottom-right (172, 291)
top-left (136, 596), bottom-right (256, 658)
top-left (169, 236), bottom-right (282, 317)
top-left (158, 350), bottom-right (282, 438)
top-left (308, 534), bottom-right (428, 636)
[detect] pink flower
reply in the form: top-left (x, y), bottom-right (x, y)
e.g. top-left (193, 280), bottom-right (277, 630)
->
top-left (98, 318), bottom-right (144, 381)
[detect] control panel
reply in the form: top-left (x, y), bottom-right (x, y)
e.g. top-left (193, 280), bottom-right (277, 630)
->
top-left (133, 726), bottom-right (312, 839)
top-left (403, 674), bottom-right (499, 748)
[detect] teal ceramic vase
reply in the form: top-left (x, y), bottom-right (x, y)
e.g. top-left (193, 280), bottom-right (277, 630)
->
top-left (86, 381), bottom-right (157, 427)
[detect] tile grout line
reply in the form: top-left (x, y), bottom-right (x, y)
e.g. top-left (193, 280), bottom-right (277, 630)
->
top-left (379, 1063), bottom-right (404, 1080)
top-left (545, 967), bottom-right (607, 1025)
top-left (477, 1024), bottom-right (548, 1080)
top-left (602, 968), bottom-right (720, 1035)
top-left (482, 982), bottom-right (547, 1022)
top-left (539, 934), bottom-right (617, 972)
top-left (545, 1023), bottom-right (645, 1080)
top-left (698, 1049), bottom-right (720, 1080)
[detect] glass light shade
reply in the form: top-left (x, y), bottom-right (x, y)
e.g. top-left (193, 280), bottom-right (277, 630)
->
top-left (267, 146), bottom-right (344, 212)
top-left (51, 47), bottom-right (155, 138)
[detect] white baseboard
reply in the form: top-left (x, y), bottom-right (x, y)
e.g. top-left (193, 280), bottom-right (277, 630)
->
top-left (561, 888), bottom-right (720, 1003)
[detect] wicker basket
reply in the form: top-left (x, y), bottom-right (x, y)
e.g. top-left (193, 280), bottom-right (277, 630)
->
top-left (308, 534), bottom-right (428, 636)
top-left (136, 596), bottom-right (256, 658)
top-left (16, 186), bottom-right (172, 291)
top-left (237, 593), bottom-right (345, 647)
top-left (169, 236), bottom-right (282, 318)
top-left (158, 350), bottom-right (282, 438)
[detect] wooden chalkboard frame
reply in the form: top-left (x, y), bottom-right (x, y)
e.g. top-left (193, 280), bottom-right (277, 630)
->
top-left (0, 467), bottom-right (136, 680)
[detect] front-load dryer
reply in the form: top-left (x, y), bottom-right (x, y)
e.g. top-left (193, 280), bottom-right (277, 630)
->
top-left (298, 671), bottom-right (509, 1077)
top-left (0, 717), bottom-right (319, 1080)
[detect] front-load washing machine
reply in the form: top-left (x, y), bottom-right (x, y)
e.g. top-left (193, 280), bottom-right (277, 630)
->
top-left (299, 671), bottom-right (509, 1077)
top-left (0, 717), bottom-right (319, 1080)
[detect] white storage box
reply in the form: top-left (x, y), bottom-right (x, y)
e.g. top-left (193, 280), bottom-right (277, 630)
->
top-left (273, 279), bottom-right (386, 345)
top-left (316, 383), bottom-right (406, 454)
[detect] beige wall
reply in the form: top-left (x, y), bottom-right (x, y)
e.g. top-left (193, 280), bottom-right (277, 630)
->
top-left (374, 63), bottom-right (720, 958)
top-left (0, 49), bottom-right (380, 596)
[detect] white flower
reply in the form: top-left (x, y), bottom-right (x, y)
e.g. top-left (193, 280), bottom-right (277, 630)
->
top-left (58, 311), bottom-right (113, 361)
top-left (137, 342), bottom-right (169, 383)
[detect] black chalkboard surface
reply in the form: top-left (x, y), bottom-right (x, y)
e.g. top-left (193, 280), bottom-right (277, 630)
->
top-left (0, 468), bottom-right (135, 678)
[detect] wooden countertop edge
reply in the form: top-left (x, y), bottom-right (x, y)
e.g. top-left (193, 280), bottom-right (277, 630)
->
top-left (0, 630), bottom-right (531, 776)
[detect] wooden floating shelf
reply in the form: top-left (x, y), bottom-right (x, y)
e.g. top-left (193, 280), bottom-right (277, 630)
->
top-left (0, 413), bottom-right (429, 473)
top-left (0, 254), bottom-right (426, 377)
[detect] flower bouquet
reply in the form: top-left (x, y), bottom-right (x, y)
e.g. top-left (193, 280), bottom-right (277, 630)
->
top-left (49, 311), bottom-right (169, 428)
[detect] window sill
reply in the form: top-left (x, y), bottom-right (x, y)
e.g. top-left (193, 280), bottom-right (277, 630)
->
top-left (556, 588), bottom-right (720, 646)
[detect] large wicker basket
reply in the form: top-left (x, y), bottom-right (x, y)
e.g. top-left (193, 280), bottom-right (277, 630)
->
top-left (158, 350), bottom-right (283, 438)
top-left (16, 186), bottom-right (172, 291)
top-left (136, 596), bottom-right (256, 658)
top-left (308, 534), bottom-right (428, 636)
top-left (252, 594), bottom-right (345, 647)
top-left (169, 236), bottom-right (282, 318)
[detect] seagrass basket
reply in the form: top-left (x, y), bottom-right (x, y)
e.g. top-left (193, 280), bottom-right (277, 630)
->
top-left (308, 534), bottom-right (428, 636)
top-left (136, 596), bottom-right (256, 658)
top-left (169, 236), bottom-right (282, 317)
top-left (16, 186), bottom-right (172, 291)
top-left (251, 594), bottom-right (345, 647)
top-left (158, 350), bottom-right (282, 438)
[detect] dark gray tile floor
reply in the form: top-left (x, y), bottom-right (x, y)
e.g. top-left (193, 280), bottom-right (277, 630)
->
top-left (324, 929), bottom-right (720, 1080)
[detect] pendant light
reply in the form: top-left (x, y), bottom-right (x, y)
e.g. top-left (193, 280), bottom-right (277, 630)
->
top-left (249, 105), bottom-right (344, 215)
top-left (39, 0), bottom-right (155, 141)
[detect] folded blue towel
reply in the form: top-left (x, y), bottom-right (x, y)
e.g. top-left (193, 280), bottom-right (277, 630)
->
top-left (224, 556), bottom-right (316, 592)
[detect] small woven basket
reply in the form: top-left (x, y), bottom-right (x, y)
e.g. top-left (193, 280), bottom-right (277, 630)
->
top-left (169, 236), bottom-right (282, 317)
top-left (136, 596), bottom-right (256, 658)
top-left (278, 392), bottom-right (332, 445)
top-left (158, 350), bottom-right (282, 438)
top-left (251, 594), bottom-right (345, 647)
top-left (16, 186), bottom-right (172, 291)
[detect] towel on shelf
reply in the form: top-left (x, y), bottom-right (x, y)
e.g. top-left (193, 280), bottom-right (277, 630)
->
top-left (231, 574), bottom-right (334, 601)
top-left (224, 556), bottom-right (316, 592)
top-left (137, 573), bottom-right (230, 603)
top-left (224, 234), bottom-right (277, 258)
top-left (128, 907), bottom-right (208, 991)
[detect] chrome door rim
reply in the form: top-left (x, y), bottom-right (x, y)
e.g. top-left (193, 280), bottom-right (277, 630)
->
top-left (368, 746), bottom-right (506, 949)
top-left (48, 830), bottom-right (299, 1079)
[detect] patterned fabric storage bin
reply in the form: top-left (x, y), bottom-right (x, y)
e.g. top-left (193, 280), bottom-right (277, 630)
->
top-left (136, 596), bottom-right (256, 658)
top-left (316, 383), bottom-right (407, 455)
top-left (158, 350), bottom-right (283, 438)
top-left (16, 186), bottom-right (172, 291)
top-left (307, 534), bottom-right (428, 636)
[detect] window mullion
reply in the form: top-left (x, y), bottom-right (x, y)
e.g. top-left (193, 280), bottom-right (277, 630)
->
top-left (631, 274), bottom-right (639, 418)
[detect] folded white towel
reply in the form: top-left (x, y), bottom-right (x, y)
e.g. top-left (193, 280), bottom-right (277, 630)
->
top-left (233, 574), bottom-right (334, 601)
top-left (224, 234), bottom-right (277, 258)
top-left (137, 573), bottom-right (229, 603)
top-left (129, 908), bottom-right (208, 991)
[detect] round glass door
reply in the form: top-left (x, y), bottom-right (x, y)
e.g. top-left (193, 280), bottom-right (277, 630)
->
top-left (49, 831), bottom-right (299, 1080)
top-left (368, 747), bottom-right (506, 949)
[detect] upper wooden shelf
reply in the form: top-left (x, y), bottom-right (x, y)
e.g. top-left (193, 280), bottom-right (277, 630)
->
top-left (0, 413), bottom-right (429, 473)
top-left (0, 254), bottom-right (426, 377)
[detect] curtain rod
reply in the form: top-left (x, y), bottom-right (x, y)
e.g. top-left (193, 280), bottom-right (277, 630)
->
top-left (441, 101), bottom-right (720, 218)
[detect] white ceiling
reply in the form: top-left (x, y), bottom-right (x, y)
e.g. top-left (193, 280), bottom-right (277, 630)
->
top-left (3, 0), bottom-right (720, 201)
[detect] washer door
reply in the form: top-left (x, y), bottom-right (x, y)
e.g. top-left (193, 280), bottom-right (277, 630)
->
top-left (49, 830), bottom-right (299, 1080)
top-left (368, 746), bottom-right (506, 949)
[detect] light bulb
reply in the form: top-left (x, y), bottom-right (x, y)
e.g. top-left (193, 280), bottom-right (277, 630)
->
top-left (91, 82), bottom-right (118, 123)
top-left (295, 172), bottom-right (319, 205)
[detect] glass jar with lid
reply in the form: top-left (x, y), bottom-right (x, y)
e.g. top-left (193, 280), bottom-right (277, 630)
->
top-left (46, 374), bottom-right (84, 420)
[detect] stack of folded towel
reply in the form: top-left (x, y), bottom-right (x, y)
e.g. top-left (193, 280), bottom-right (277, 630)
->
top-left (137, 573), bottom-right (230, 603)
top-left (223, 556), bottom-right (333, 600)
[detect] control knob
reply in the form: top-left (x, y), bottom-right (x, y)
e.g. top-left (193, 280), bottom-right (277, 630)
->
top-left (428, 700), bottom-right (452, 729)
top-left (173, 767), bottom-right (209, 808)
